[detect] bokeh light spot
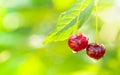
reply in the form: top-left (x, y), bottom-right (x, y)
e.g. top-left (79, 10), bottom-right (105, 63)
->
top-left (28, 35), bottom-right (44, 48)
top-left (3, 12), bottom-right (23, 31)
top-left (0, 50), bottom-right (10, 63)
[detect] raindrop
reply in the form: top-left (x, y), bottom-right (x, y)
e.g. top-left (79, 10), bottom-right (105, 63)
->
top-left (91, 58), bottom-right (98, 63)
top-left (72, 50), bottom-right (78, 54)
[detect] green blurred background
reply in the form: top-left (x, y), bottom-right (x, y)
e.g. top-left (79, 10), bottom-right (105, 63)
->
top-left (0, 0), bottom-right (120, 75)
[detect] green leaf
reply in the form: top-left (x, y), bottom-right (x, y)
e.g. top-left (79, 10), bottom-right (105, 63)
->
top-left (43, 0), bottom-right (95, 44)
top-left (79, 0), bottom-right (95, 28)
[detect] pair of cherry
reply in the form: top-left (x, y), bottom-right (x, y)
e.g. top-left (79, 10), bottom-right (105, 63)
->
top-left (68, 33), bottom-right (106, 60)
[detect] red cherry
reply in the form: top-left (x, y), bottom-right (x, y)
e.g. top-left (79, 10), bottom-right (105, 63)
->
top-left (86, 43), bottom-right (106, 60)
top-left (68, 33), bottom-right (89, 53)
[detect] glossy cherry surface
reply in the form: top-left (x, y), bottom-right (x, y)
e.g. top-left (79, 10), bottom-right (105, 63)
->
top-left (86, 43), bottom-right (106, 59)
top-left (68, 33), bottom-right (89, 53)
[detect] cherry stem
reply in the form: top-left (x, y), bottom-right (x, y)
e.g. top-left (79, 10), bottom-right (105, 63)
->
top-left (95, 0), bottom-right (98, 44)
top-left (75, 16), bottom-right (79, 34)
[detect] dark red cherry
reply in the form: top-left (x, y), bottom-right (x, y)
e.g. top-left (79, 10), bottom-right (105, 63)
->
top-left (68, 33), bottom-right (89, 53)
top-left (86, 43), bottom-right (106, 60)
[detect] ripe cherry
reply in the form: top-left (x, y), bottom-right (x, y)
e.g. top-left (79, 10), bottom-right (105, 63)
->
top-left (68, 33), bottom-right (89, 53)
top-left (86, 43), bottom-right (106, 60)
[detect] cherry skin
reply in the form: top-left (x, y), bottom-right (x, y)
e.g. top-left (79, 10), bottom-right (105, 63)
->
top-left (86, 43), bottom-right (106, 60)
top-left (68, 33), bottom-right (89, 53)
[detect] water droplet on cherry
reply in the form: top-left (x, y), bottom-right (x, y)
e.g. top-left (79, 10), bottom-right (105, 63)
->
top-left (72, 50), bottom-right (78, 54)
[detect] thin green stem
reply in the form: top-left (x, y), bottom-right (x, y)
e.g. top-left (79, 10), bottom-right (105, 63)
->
top-left (75, 16), bottom-right (79, 34)
top-left (95, 0), bottom-right (98, 44)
